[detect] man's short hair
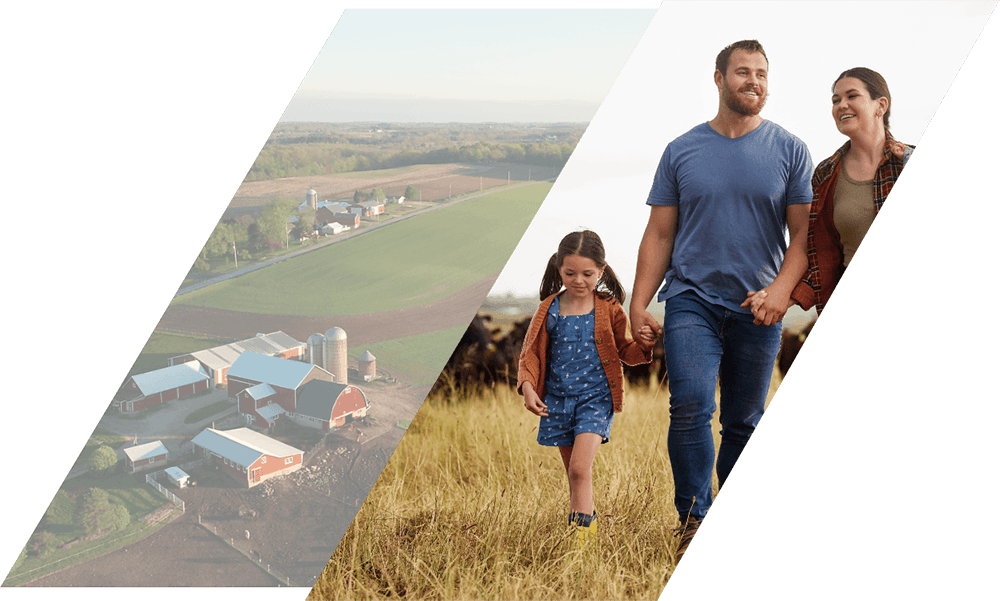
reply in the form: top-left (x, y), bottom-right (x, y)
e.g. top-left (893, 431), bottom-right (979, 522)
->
top-left (715, 40), bottom-right (768, 75)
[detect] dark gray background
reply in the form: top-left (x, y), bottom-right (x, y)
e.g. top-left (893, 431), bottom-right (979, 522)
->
top-left (0, 1), bottom-right (1000, 600)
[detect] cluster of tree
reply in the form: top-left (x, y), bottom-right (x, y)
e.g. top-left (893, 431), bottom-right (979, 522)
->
top-left (196, 196), bottom-right (302, 269)
top-left (245, 140), bottom-right (578, 182)
top-left (87, 445), bottom-right (119, 477)
top-left (404, 185), bottom-right (419, 200)
top-left (27, 487), bottom-right (130, 558)
top-left (353, 188), bottom-right (385, 203)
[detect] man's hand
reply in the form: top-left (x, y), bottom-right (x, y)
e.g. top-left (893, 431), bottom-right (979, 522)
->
top-left (630, 306), bottom-right (663, 344)
top-left (522, 383), bottom-right (548, 417)
top-left (741, 288), bottom-right (793, 326)
top-left (635, 324), bottom-right (659, 351)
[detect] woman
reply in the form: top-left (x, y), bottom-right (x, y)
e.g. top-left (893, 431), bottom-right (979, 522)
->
top-left (752, 67), bottom-right (913, 318)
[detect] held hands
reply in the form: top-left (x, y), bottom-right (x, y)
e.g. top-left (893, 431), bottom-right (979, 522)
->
top-left (635, 325), bottom-right (658, 351)
top-left (888, 140), bottom-right (908, 159)
top-left (741, 288), bottom-right (795, 326)
top-left (521, 383), bottom-right (548, 417)
top-left (630, 306), bottom-right (663, 348)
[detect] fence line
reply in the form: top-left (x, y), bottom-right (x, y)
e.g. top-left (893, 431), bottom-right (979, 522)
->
top-left (5, 504), bottom-right (181, 584)
top-left (145, 471), bottom-right (185, 512)
top-left (197, 519), bottom-right (292, 586)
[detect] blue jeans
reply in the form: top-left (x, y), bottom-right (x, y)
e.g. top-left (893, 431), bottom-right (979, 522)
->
top-left (662, 291), bottom-right (781, 521)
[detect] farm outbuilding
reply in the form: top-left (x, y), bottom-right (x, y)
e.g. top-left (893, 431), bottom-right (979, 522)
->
top-left (123, 440), bottom-right (169, 472)
top-left (191, 427), bottom-right (303, 488)
top-left (167, 331), bottom-right (306, 386)
top-left (319, 211), bottom-right (359, 230)
top-left (320, 222), bottom-right (346, 236)
top-left (350, 200), bottom-right (384, 218)
top-left (291, 380), bottom-right (369, 430)
top-left (164, 466), bottom-right (190, 488)
top-left (114, 361), bottom-right (210, 413)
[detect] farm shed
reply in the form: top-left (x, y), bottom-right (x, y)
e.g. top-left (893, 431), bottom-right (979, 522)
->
top-left (191, 427), bottom-right (303, 488)
top-left (227, 351), bottom-right (335, 426)
top-left (123, 440), bottom-right (169, 473)
top-left (291, 380), bottom-right (369, 430)
top-left (320, 222), bottom-right (347, 236)
top-left (164, 466), bottom-right (190, 488)
top-left (168, 331), bottom-right (305, 385)
top-left (114, 361), bottom-right (210, 413)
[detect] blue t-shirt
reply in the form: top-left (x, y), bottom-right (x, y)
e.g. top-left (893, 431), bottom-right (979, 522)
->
top-left (647, 120), bottom-right (813, 312)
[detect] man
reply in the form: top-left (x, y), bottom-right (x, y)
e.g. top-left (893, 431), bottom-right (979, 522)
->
top-left (629, 40), bottom-right (813, 558)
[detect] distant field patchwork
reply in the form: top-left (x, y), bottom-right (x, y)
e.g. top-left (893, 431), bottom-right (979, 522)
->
top-left (174, 183), bottom-right (550, 317)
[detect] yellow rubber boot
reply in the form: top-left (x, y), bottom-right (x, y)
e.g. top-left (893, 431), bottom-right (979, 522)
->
top-left (572, 513), bottom-right (597, 550)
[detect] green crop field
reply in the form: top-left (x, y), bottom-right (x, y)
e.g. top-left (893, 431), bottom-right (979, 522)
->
top-left (174, 183), bottom-right (550, 316)
top-left (127, 332), bottom-right (226, 377)
top-left (336, 165), bottom-right (425, 179)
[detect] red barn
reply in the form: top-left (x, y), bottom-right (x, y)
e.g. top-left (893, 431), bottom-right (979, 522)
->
top-left (291, 380), bottom-right (370, 430)
top-left (227, 351), bottom-right (334, 427)
top-left (114, 361), bottom-right (210, 413)
top-left (190, 427), bottom-right (303, 488)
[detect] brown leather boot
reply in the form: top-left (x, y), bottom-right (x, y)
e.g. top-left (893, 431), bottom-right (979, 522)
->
top-left (673, 516), bottom-right (702, 563)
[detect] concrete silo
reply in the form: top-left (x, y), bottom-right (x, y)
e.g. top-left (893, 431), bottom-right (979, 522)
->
top-left (324, 327), bottom-right (348, 384)
top-left (306, 188), bottom-right (318, 210)
top-left (307, 333), bottom-right (326, 367)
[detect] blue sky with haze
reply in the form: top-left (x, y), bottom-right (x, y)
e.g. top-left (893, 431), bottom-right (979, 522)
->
top-left (282, 9), bottom-right (655, 122)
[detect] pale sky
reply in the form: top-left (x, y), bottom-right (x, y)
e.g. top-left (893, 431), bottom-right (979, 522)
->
top-left (491, 0), bottom-right (998, 297)
top-left (282, 9), bottom-right (655, 122)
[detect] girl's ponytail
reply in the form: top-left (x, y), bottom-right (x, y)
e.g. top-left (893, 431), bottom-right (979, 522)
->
top-left (597, 263), bottom-right (626, 305)
top-left (539, 253), bottom-right (563, 301)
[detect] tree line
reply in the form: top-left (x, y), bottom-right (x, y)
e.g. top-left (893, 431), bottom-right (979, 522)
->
top-left (245, 140), bottom-right (576, 182)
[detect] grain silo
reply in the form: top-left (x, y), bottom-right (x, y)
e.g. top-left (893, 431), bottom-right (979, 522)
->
top-left (358, 350), bottom-right (377, 381)
top-left (306, 188), bottom-right (318, 210)
top-left (306, 333), bottom-right (326, 367)
top-left (324, 327), bottom-right (348, 384)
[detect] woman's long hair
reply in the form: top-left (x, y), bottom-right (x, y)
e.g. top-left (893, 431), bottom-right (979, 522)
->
top-left (538, 230), bottom-right (625, 304)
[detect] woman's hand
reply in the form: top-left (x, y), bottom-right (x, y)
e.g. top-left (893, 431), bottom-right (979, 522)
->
top-left (522, 383), bottom-right (548, 416)
top-left (741, 288), bottom-right (793, 326)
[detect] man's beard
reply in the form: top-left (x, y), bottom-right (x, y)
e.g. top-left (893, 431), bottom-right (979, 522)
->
top-left (722, 82), bottom-right (767, 116)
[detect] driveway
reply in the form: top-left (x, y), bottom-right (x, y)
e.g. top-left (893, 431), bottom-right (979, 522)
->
top-left (98, 388), bottom-right (236, 457)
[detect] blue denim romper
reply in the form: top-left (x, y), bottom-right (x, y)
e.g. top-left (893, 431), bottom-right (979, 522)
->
top-left (537, 295), bottom-right (615, 447)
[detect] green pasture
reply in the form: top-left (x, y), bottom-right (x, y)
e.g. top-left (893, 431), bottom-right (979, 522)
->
top-left (348, 324), bottom-right (467, 386)
top-left (174, 183), bottom-right (551, 316)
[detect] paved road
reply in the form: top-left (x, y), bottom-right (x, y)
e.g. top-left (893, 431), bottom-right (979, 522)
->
top-left (175, 179), bottom-right (552, 297)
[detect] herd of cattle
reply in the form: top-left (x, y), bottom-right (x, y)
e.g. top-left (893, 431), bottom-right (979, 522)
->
top-left (431, 313), bottom-right (817, 397)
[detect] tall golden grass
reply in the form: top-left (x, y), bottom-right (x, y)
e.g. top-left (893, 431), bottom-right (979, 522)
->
top-left (310, 370), bottom-right (782, 600)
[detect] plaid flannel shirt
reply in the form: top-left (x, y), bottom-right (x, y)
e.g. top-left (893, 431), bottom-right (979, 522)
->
top-left (790, 136), bottom-right (912, 314)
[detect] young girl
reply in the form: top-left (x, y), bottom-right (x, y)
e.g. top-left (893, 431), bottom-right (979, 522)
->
top-left (517, 230), bottom-right (653, 546)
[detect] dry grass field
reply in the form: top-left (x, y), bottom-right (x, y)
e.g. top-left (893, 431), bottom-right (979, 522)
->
top-left (308, 369), bottom-right (783, 600)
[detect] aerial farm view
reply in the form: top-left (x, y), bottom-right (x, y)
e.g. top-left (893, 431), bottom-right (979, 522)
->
top-left (3, 121), bottom-right (579, 587)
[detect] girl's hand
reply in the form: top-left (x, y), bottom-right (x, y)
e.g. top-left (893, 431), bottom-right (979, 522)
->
top-left (636, 325), bottom-right (658, 351)
top-left (522, 384), bottom-right (548, 417)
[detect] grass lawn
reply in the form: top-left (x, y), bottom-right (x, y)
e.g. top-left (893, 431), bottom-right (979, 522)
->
top-left (184, 400), bottom-right (235, 424)
top-left (126, 332), bottom-right (226, 378)
top-left (4, 505), bottom-right (180, 587)
top-left (348, 324), bottom-right (467, 386)
top-left (173, 183), bottom-right (551, 316)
